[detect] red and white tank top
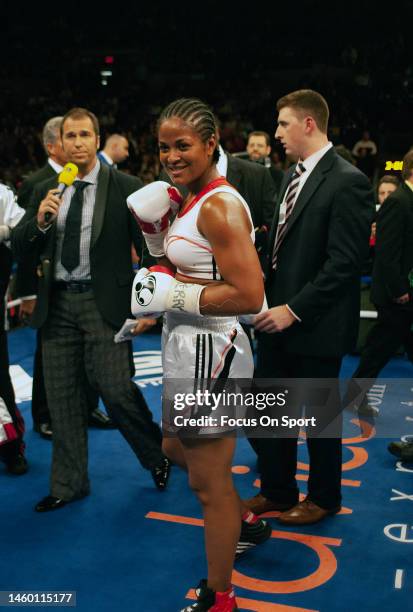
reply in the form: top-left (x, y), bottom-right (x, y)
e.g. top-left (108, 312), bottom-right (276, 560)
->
top-left (164, 178), bottom-right (254, 281)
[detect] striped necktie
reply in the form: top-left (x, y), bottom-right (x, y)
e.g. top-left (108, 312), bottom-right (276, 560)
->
top-left (272, 162), bottom-right (306, 270)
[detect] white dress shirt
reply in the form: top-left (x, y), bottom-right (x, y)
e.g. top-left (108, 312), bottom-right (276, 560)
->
top-left (216, 145), bottom-right (228, 177)
top-left (48, 158), bottom-right (63, 174)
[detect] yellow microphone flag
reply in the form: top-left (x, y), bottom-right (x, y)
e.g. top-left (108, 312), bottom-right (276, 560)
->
top-left (58, 163), bottom-right (79, 187)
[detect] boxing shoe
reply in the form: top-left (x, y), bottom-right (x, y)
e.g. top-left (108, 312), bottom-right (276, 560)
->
top-left (181, 579), bottom-right (238, 611)
top-left (236, 512), bottom-right (272, 557)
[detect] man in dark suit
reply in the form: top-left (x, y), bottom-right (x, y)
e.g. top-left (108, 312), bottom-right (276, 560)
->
top-left (12, 107), bottom-right (169, 512)
top-left (217, 145), bottom-right (277, 231)
top-left (245, 90), bottom-right (374, 524)
top-left (97, 134), bottom-right (129, 168)
top-left (18, 117), bottom-right (67, 210)
top-left (218, 145), bottom-right (277, 271)
top-left (246, 130), bottom-right (284, 196)
top-left (347, 151), bottom-right (413, 411)
top-left (16, 117), bottom-right (114, 438)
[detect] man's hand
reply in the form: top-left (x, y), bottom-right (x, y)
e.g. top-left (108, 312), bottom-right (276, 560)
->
top-left (394, 293), bottom-right (410, 305)
top-left (254, 305), bottom-right (296, 333)
top-left (131, 318), bottom-right (157, 335)
top-left (19, 298), bottom-right (37, 321)
top-left (37, 189), bottom-right (61, 228)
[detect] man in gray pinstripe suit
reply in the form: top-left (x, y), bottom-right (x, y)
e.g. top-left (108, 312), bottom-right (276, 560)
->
top-left (12, 108), bottom-right (170, 511)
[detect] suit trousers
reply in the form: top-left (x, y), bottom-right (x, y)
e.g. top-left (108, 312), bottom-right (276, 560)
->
top-left (32, 330), bottom-right (100, 429)
top-left (31, 331), bottom-right (49, 426)
top-left (352, 304), bottom-right (413, 379)
top-left (250, 332), bottom-right (343, 510)
top-left (42, 288), bottom-right (163, 500)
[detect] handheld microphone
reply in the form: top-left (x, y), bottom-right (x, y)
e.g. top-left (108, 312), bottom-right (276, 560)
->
top-left (45, 163), bottom-right (79, 222)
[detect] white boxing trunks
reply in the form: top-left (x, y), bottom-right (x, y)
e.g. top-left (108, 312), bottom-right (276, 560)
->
top-left (162, 312), bottom-right (253, 436)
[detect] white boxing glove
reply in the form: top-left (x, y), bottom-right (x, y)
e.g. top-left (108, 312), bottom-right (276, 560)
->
top-left (131, 266), bottom-right (204, 319)
top-left (127, 181), bottom-right (183, 257)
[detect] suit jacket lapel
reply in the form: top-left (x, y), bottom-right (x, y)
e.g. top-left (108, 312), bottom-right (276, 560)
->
top-left (280, 148), bottom-right (336, 240)
top-left (268, 167), bottom-right (294, 248)
top-left (43, 176), bottom-right (59, 260)
top-left (402, 181), bottom-right (413, 205)
top-left (91, 163), bottom-right (110, 249)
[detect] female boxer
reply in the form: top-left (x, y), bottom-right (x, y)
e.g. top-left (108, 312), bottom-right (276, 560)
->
top-left (129, 98), bottom-right (268, 612)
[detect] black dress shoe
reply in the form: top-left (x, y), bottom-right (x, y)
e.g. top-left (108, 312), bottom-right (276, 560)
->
top-left (35, 422), bottom-right (53, 440)
top-left (151, 457), bottom-right (171, 491)
top-left (388, 440), bottom-right (413, 462)
top-left (88, 408), bottom-right (116, 429)
top-left (6, 454), bottom-right (29, 476)
top-left (35, 495), bottom-right (67, 513)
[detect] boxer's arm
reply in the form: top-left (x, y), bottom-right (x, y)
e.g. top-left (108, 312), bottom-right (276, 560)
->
top-left (197, 193), bottom-right (264, 315)
top-left (131, 193), bottom-right (264, 319)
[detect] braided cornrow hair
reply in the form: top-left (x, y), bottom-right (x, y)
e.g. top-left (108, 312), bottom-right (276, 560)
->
top-left (158, 98), bottom-right (220, 163)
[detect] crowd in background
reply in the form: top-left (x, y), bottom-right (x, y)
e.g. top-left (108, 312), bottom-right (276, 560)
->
top-left (0, 5), bottom-right (411, 190)
top-left (0, 2), bottom-right (411, 417)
